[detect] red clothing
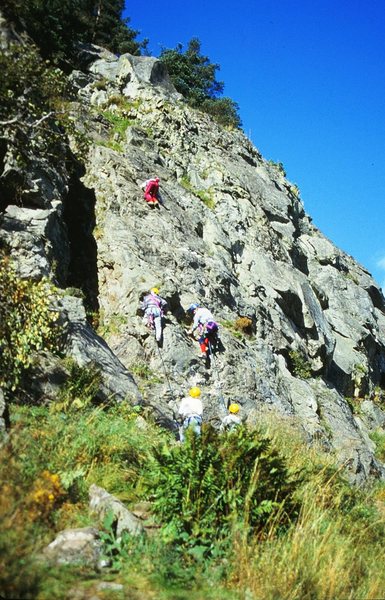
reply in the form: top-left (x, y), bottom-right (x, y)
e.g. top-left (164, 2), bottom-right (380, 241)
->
top-left (144, 179), bottom-right (159, 204)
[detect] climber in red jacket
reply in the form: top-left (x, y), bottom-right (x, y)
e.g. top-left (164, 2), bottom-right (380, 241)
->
top-left (143, 177), bottom-right (160, 206)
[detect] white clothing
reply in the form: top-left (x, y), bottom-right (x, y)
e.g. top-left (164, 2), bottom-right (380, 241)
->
top-left (178, 396), bottom-right (203, 419)
top-left (220, 413), bottom-right (241, 432)
top-left (192, 307), bottom-right (214, 333)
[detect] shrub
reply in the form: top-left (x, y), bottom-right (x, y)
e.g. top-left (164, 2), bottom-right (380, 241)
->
top-left (0, 251), bottom-right (62, 392)
top-left (369, 430), bottom-right (385, 462)
top-left (3, 0), bottom-right (147, 66)
top-left (51, 360), bottom-right (102, 413)
top-left (200, 97), bottom-right (241, 129)
top-left (148, 425), bottom-right (300, 552)
top-left (220, 318), bottom-right (253, 339)
top-left (267, 160), bottom-right (286, 176)
top-left (0, 42), bottom-right (89, 210)
top-left (160, 38), bottom-right (241, 129)
top-left (234, 316), bottom-right (254, 335)
top-left (288, 350), bottom-right (312, 379)
top-left (102, 110), bottom-right (134, 138)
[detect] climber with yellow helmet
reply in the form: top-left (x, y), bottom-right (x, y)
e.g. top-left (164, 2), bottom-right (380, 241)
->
top-left (178, 387), bottom-right (203, 442)
top-left (140, 287), bottom-right (168, 343)
top-left (220, 402), bottom-right (241, 432)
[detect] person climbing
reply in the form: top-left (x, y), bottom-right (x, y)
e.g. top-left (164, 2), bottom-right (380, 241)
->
top-left (142, 176), bottom-right (162, 207)
top-left (178, 386), bottom-right (203, 442)
top-left (141, 287), bottom-right (167, 343)
top-left (220, 403), bottom-right (241, 432)
top-left (187, 303), bottom-right (219, 359)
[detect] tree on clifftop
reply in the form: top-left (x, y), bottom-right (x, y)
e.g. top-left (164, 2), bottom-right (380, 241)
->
top-left (2, 0), bottom-right (147, 65)
top-left (160, 38), bottom-right (241, 128)
top-left (90, 0), bottom-right (148, 56)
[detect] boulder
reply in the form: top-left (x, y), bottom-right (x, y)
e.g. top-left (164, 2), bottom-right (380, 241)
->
top-left (89, 484), bottom-right (144, 538)
top-left (43, 527), bottom-right (103, 569)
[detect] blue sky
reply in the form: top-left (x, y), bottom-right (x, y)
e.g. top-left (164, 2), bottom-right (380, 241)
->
top-left (125, 1), bottom-right (385, 289)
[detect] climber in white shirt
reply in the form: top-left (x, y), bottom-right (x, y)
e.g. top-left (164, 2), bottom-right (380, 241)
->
top-left (178, 387), bottom-right (203, 442)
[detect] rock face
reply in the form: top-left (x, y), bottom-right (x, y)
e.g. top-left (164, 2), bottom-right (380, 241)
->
top-left (1, 41), bottom-right (385, 483)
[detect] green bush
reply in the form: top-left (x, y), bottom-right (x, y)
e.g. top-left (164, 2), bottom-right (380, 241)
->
top-left (0, 251), bottom-right (62, 392)
top-left (369, 430), bottom-right (385, 462)
top-left (1, 403), bottom-right (385, 599)
top-left (148, 425), bottom-right (300, 552)
top-left (200, 97), bottom-right (241, 129)
top-left (0, 42), bottom-right (89, 209)
top-left (160, 38), bottom-right (241, 129)
top-left (288, 350), bottom-right (312, 379)
top-left (3, 0), bottom-right (146, 66)
top-left (51, 360), bottom-right (102, 413)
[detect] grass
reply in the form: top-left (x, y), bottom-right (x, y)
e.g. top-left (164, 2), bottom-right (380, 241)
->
top-left (130, 362), bottom-right (163, 386)
top-left (97, 311), bottom-right (129, 338)
top-left (180, 174), bottom-right (216, 209)
top-left (0, 403), bottom-right (384, 599)
top-left (369, 430), bottom-right (385, 462)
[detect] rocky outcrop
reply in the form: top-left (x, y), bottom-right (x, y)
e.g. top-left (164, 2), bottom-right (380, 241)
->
top-left (42, 485), bottom-right (150, 572)
top-left (1, 41), bottom-right (385, 483)
top-left (42, 527), bottom-right (104, 568)
top-left (89, 484), bottom-right (144, 538)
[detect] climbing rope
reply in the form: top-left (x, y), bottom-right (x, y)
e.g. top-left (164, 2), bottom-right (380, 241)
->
top-left (155, 339), bottom-right (175, 402)
top-left (149, 328), bottom-right (181, 433)
top-left (208, 340), bottom-right (227, 412)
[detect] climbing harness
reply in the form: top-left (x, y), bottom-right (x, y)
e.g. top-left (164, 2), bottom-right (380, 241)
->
top-left (208, 340), bottom-right (227, 412)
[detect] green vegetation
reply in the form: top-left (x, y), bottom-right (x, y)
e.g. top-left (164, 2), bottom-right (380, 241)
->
top-left (94, 97), bottom-right (145, 152)
top-left (220, 320), bottom-right (244, 340)
top-left (0, 41), bottom-right (90, 209)
top-left (97, 311), bottom-right (128, 337)
top-left (181, 174), bottom-right (216, 209)
top-left (130, 362), bottom-right (163, 386)
top-left (51, 360), bottom-right (102, 413)
top-left (369, 430), bottom-right (385, 462)
top-left (0, 250), bottom-right (62, 393)
top-left (148, 426), bottom-right (299, 551)
top-left (267, 159), bottom-right (287, 176)
top-left (1, 404), bottom-right (385, 599)
top-left (102, 110), bottom-right (133, 143)
top-left (372, 386), bottom-right (385, 409)
top-left (288, 349), bottom-right (312, 379)
top-left (160, 38), bottom-right (241, 129)
top-left (2, 0), bottom-right (147, 67)
top-left (220, 317), bottom-right (254, 340)
top-left (288, 183), bottom-right (301, 198)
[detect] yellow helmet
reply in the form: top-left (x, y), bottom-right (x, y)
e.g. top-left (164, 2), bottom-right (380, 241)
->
top-left (189, 387), bottom-right (201, 398)
top-left (151, 287), bottom-right (159, 295)
top-left (229, 403), bottom-right (240, 414)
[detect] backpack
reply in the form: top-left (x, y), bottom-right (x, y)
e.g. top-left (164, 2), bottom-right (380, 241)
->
top-left (205, 321), bottom-right (218, 336)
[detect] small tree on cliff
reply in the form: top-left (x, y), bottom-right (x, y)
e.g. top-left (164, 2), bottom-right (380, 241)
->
top-left (160, 37), bottom-right (241, 128)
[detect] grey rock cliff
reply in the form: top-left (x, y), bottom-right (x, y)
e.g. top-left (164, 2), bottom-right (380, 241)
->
top-left (1, 44), bottom-right (385, 483)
